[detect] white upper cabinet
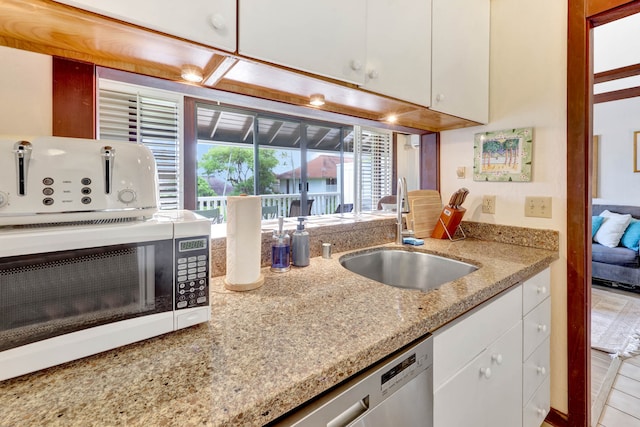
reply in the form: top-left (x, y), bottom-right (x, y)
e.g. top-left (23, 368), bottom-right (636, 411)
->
top-left (431, 0), bottom-right (490, 123)
top-left (54, 0), bottom-right (237, 52)
top-left (238, 0), bottom-right (367, 85)
top-left (363, 0), bottom-right (431, 107)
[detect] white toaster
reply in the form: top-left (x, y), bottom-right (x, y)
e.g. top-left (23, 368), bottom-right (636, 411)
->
top-left (0, 136), bottom-right (159, 225)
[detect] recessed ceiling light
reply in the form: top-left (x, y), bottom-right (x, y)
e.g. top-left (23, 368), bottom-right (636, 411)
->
top-left (309, 94), bottom-right (326, 107)
top-left (181, 66), bottom-right (204, 83)
top-left (386, 114), bottom-right (398, 123)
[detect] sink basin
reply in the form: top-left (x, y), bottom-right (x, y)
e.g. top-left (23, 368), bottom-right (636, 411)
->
top-left (339, 248), bottom-right (478, 292)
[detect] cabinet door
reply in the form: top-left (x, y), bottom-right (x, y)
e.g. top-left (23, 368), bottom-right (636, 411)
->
top-left (433, 285), bottom-right (521, 389)
top-left (363, 0), bottom-right (431, 106)
top-left (434, 322), bottom-right (523, 427)
top-left (54, 0), bottom-right (237, 52)
top-left (431, 0), bottom-right (489, 123)
top-left (239, 0), bottom-right (367, 85)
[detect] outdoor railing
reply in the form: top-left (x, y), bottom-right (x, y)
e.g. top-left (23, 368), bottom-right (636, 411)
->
top-left (196, 192), bottom-right (341, 221)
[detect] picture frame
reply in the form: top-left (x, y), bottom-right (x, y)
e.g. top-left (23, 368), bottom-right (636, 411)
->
top-left (593, 135), bottom-right (599, 197)
top-left (473, 127), bottom-right (533, 182)
top-left (635, 131), bottom-right (640, 173)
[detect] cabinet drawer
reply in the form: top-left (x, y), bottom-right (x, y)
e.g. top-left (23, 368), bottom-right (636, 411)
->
top-left (434, 285), bottom-right (521, 389)
top-left (523, 337), bottom-right (550, 403)
top-left (523, 299), bottom-right (551, 359)
top-left (523, 376), bottom-right (550, 427)
top-left (522, 268), bottom-right (551, 315)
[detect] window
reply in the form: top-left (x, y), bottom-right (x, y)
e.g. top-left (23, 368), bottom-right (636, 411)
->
top-left (97, 80), bottom-right (183, 210)
top-left (95, 79), bottom-right (396, 218)
top-left (194, 101), bottom-right (356, 221)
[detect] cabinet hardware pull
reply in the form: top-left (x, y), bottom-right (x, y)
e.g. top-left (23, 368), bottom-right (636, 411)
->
top-left (537, 324), bottom-right (548, 333)
top-left (537, 366), bottom-right (547, 375)
top-left (479, 367), bottom-right (492, 379)
top-left (210, 14), bottom-right (226, 30)
top-left (491, 354), bottom-right (503, 365)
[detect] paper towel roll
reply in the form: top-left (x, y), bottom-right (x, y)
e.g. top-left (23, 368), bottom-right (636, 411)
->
top-left (224, 195), bottom-right (264, 291)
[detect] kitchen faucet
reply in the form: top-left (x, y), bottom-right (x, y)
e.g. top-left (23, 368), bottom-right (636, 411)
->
top-left (396, 177), bottom-right (413, 244)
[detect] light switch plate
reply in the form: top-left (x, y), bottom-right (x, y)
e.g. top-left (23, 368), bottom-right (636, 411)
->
top-left (482, 195), bottom-right (496, 214)
top-left (525, 196), bottom-right (552, 218)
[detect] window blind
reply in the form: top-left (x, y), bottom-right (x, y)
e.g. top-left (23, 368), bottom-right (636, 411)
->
top-left (98, 85), bottom-right (181, 210)
top-left (356, 127), bottom-right (393, 211)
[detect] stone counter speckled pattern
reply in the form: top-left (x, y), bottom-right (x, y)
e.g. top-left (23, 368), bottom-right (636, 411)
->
top-left (0, 237), bottom-right (558, 426)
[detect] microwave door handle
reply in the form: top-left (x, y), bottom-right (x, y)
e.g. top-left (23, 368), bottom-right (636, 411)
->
top-left (14, 140), bottom-right (32, 196)
top-left (100, 146), bottom-right (115, 194)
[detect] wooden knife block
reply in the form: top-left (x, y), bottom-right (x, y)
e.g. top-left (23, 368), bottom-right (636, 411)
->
top-left (431, 206), bottom-right (466, 239)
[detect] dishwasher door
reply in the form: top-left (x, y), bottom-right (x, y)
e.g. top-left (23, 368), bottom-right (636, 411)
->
top-left (352, 368), bottom-right (431, 427)
top-left (273, 335), bottom-right (432, 427)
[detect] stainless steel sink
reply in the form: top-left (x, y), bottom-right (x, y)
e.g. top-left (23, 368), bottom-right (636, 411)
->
top-left (339, 248), bottom-right (478, 292)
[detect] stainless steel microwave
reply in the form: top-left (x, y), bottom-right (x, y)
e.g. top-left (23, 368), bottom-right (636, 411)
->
top-left (0, 210), bottom-right (211, 381)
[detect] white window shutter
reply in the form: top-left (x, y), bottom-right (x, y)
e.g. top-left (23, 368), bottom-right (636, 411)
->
top-left (356, 127), bottom-right (393, 212)
top-left (98, 85), bottom-right (181, 210)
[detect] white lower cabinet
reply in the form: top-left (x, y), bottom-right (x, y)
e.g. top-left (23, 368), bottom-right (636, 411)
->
top-left (434, 321), bottom-right (522, 426)
top-left (433, 267), bottom-right (551, 427)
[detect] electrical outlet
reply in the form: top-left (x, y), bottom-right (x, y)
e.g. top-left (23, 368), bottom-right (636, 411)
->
top-left (482, 195), bottom-right (496, 214)
top-left (525, 196), bottom-right (552, 218)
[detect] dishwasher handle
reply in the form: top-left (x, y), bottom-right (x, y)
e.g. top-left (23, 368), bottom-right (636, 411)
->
top-left (327, 396), bottom-right (369, 427)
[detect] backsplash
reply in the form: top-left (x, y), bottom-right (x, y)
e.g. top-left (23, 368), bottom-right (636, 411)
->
top-left (209, 216), bottom-right (396, 277)
top-left (460, 221), bottom-right (559, 252)
top-left (208, 216), bottom-right (559, 277)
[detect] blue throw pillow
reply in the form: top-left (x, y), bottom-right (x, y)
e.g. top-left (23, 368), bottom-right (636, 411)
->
top-left (621, 218), bottom-right (640, 251)
top-left (592, 216), bottom-right (605, 239)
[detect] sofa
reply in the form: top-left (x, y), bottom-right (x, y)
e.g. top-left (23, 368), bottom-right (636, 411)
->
top-left (592, 204), bottom-right (640, 291)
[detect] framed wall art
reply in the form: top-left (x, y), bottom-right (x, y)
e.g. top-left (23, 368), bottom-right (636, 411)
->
top-left (473, 127), bottom-right (533, 182)
top-left (634, 131), bottom-right (640, 173)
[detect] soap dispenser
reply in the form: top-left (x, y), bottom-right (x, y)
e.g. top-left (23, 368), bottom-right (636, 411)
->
top-left (291, 217), bottom-right (310, 267)
top-left (271, 216), bottom-right (290, 272)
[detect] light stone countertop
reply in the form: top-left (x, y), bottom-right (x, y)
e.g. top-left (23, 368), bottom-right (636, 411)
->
top-left (0, 237), bottom-right (558, 426)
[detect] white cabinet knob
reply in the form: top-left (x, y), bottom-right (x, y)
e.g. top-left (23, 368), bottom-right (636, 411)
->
top-left (350, 60), bottom-right (362, 71)
top-left (491, 354), bottom-right (503, 365)
top-left (210, 13), bottom-right (226, 30)
top-left (435, 93), bottom-right (445, 102)
top-left (0, 191), bottom-right (7, 208)
top-left (367, 69), bottom-right (379, 79)
top-left (480, 367), bottom-right (492, 379)
top-left (537, 286), bottom-right (547, 295)
top-left (537, 324), bottom-right (548, 333)
top-left (537, 408), bottom-right (547, 418)
top-left (537, 366), bottom-right (547, 375)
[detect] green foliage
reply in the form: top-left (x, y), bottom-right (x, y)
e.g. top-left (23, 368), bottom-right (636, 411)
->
top-left (197, 176), bottom-right (216, 197)
top-left (198, 146), bottom-right (279, 195)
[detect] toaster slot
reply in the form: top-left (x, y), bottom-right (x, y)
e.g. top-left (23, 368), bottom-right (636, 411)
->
top-left (100, 145), bottom-right (115, 194)
top-left (13, 140), bottom-right (32, 196)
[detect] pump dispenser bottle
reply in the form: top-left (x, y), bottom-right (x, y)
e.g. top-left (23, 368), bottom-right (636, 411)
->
top-left (271, 216), bottom-right (290, 272)
top-left (291, 217), bottom-right (310, 267)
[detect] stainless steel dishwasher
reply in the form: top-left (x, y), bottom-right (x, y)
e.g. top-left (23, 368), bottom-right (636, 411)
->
top-left (273, 335), bottom-right (433, 427)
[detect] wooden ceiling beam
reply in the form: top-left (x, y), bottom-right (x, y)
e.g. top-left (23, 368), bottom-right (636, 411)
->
top-left (594, 63), bottom-right (640, 83)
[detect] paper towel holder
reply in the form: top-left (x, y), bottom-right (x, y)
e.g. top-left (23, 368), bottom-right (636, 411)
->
top-left (224, 274), bottom-right (265, 292)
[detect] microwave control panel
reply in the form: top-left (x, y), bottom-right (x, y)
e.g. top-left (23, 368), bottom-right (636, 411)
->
top-left (174, 236), bottom-right (209, 310)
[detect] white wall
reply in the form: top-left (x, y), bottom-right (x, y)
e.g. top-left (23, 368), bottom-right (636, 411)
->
top-left (396, 134), bottom-right (421, 191)
top-left (439, 0), bottom-right (569, 412)
top-left (593, 98), bottom-right (640, 205)
top-left (0, 46), bottom-right (52, 135)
